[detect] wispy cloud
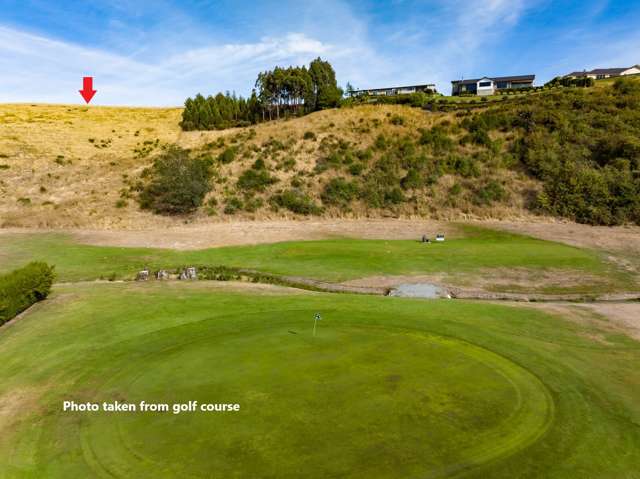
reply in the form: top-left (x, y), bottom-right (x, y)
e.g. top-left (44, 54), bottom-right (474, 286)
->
top-left (0, 27), bottom-right (351, 105)
top-left (1, 0), bottom-right (639, 105)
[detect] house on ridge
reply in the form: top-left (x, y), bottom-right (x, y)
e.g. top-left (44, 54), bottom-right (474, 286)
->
top-left (451, 75), bottom-right (535, 96)
top-left (564, 65), bottom-right (640, 80)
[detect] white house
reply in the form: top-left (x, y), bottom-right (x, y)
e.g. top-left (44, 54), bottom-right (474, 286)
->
top-left (451, 75), bottom-right (535, 96)
top-left (350, 83), bottom-right (437, 97)
top-left (565, 65), bottom-right (640, 80)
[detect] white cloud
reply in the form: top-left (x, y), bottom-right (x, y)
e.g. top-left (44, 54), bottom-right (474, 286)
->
top-left (0, 26), bottom-right (350, 106)
top-left (2, 0), bottom-right (637, 105)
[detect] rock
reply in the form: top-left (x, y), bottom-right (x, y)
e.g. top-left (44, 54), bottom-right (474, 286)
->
top-left (156, 270), bottom-right (169, 280)
top-left (186, 267), bottom-right (197, 279)
top-left (179, 267), bottom-right (197, 280)
top-left (136, 269), bottom-right (149, 281)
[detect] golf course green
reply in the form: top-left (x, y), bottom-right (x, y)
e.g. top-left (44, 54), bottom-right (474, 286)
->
top-left (0, 225), bottom-right (635, 293)
top-left (1, 282), bottom-right (639, 478)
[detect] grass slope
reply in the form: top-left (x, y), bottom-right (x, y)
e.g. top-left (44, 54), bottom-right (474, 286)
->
top-left (0, 282), bottom-right (639, 477)
top-left (0, 226), bottom-right (633, 293)
top-left (0, 102), bottom-right (533, 228)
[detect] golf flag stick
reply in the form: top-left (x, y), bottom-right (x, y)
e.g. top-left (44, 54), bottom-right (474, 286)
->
top-left (313, 313), bottom-right (321, 337)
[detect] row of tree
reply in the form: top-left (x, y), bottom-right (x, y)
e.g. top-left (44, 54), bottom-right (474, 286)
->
top-left (180, 58), bottom-right (342, 131)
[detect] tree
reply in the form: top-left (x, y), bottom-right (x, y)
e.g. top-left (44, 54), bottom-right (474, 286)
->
top-left (345, 82), bottom-right (355, 97)
top-left (138, 147), bottom-right (213, 215)
top-left (308, 57), bottom-right (342, 111)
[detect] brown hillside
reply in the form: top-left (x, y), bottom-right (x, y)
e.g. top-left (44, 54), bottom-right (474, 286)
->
top-left (0, 103), bottom-right (538, 228)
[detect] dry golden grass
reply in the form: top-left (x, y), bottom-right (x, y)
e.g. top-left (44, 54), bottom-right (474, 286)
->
top-left (0, 103), bottom-right (538, 228)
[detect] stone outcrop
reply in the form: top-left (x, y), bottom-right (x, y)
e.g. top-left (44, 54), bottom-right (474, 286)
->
top-left (156, 270), bottom-right (170, 280)
top-left (136, 269), bottom-right (149, 281)
top-left (179, 267), bottom-right (197, 280)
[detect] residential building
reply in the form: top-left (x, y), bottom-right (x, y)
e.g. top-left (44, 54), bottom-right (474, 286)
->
top-left (451, 75), bottom-right (535, 96)
top-left (564, 65), bottom-right (640, 80)
top-left (350, 83), bottom-right (437, 97)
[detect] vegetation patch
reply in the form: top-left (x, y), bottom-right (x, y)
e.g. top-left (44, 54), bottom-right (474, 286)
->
top-left (0, 261), bottom-right (54, 325)
top-left (138, 147), bottom-right (213, 215)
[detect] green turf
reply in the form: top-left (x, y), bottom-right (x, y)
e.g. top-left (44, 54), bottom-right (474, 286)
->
top-left (0, 282), bottom-right (638, 478)
top-left (0, 226), bottom-right (633, 293)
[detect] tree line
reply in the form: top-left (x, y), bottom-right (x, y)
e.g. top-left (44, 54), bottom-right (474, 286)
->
top-left (180, 57), bottom-right (342, 131)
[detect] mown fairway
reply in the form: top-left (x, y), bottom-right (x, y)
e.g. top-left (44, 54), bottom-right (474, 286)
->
top-left (0, 226), bottom-right (634, 294)
top-left (1, 282), bottom-right (639, 478)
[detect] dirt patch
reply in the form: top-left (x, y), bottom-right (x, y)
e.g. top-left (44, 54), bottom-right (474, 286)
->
top-left (0, 220), bottom-right (458, 250)
top-left (481, 220), bottom-right (640, 254)
top-left (121, 279), bottom-right (316, 296)
top-left (504, 301), bottom-right (640, 343)
top-left (342, 274), bottom-right (448, 289)
top-left (466, 267), bottom-right (608, 291)
top-left (342, 268), bottom-right (610, 294)
top-left (578, 303), bottom-right (640, 341)
top-left (0, 386), bottom-right (44, 437)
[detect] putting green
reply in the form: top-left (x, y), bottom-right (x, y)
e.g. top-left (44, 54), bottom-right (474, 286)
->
top-left (6, 283), bottom-right (638, 478)
top-left (69, 312), bottom-right (552, 478)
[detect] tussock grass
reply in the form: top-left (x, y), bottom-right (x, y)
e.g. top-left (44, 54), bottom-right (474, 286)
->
top-left (0, 103), bottom-right (536, 228)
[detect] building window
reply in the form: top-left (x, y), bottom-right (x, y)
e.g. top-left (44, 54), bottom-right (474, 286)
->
top-left (478, 81), bottom-right (492, 87)
top-left (496, 81), bottom-right (508, 89)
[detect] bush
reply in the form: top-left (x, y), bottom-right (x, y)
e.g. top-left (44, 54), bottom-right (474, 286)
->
top-left (224, 196), bottom-right (243, 215)
top-left (138, 147), bottom-right (213, 215)
top-left (389, 114), bottom-right (405, 125)
top-left (0, 262), bottom-right (55, 325)
top-left (270, 189), bottom-right (322, 215)
top-left (418, 126), bottom-right (454, 152)
top-left (217, 147), bottom-right (238, 164)
top-left (303, 131), bottom-right (317, 141)
top-left (321, 178), bottom-right (359, 206)
top-left (474, 180), bottom-right (507, 205)
top-left (237, 165), bottom-right (277, 192)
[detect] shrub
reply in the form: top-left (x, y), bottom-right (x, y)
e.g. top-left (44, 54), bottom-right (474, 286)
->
top-left (418, 126), bottom-right (454, 152)
top-left (270, 189), bottom-right (322, 215)
top-left (474, 180), bottom-right (507, 205)
top-left (0, 262), bottom-right (55, 325)
top-left (243, 197), bottom-right (264, 212)
top-left (217, 147), bottom-right (238, 164)
top-left (138, 147), bottom-right (213, 215)
top-left (237, 167), bottom-right (277, 192)
top-left (303, 131), bottom-right (317, 141)
top-left (321, 178), bottom-right (359, 206)
top-left (223, 196), bottom-right (243, 214)
top-left (389, 114), bottom-right (405, 125)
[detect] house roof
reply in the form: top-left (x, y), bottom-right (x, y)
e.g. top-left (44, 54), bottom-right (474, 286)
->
top-left (451, 75), bottom-right (535, 85)
top-left (589, 67), bottom-right (628, 75)
top-left (352, 83), bottom-right (436, 92)
top-left (565, 66), bottom-right (639, 77)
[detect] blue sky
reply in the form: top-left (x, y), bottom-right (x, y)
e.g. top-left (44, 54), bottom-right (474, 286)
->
top-left (1, 0), bottom-right (639, 105)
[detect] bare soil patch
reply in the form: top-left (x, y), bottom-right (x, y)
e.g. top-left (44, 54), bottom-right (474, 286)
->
top-left (0, 386), bottom-right (44, 439)
top-left (482, 219), bottom-right (640, 258)
top-left (503, 301), bottom-right (640, 342)
top-left (36, 219), bottom-right (459, 250)
top-left (342, 268), bottom-right (610, 295)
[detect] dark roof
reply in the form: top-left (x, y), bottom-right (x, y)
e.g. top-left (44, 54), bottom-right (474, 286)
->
top-left (589, 67), bottom-right (628, 75)
top-left (352, 83), bottom-right (436, 92)
top-left (451, 75), bottom-right (535, 85)
top-left (565, 66), bottom-right (639, 77)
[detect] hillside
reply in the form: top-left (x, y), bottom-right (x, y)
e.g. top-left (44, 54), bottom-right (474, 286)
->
top-left (1, 77), bottom-right (638, 228)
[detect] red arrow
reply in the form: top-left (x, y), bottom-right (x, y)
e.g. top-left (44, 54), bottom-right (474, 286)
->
top-left (79, 76), bottom-right (97, 104)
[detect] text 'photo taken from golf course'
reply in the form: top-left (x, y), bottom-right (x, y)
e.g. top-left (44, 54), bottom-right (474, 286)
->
top-left (2, 1), bottom-right (640, 478)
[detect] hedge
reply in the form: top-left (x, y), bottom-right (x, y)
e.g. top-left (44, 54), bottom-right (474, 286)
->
top-left (0, 262), bottom-right (55, 325)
